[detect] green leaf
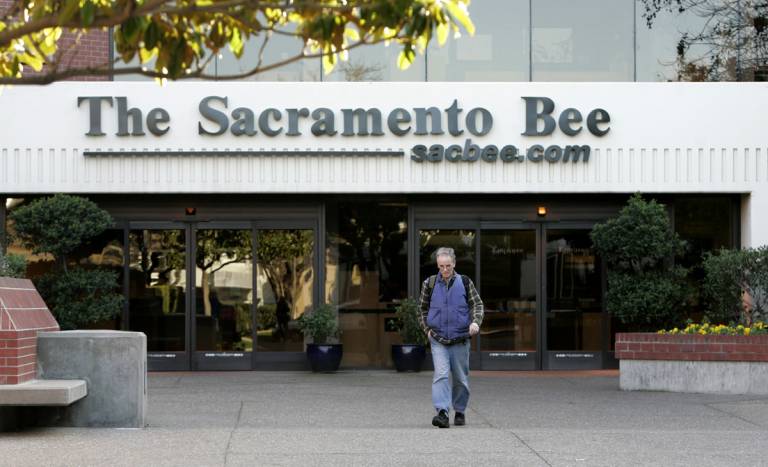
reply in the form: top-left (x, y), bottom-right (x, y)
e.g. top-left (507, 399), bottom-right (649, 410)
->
top-left (121, 17), bottom-right (143, 45)
top-left (139, 47), bottom-right (157, 63)
top-left (58, 0), bottom-right (80, 24)
top-left (80, 1), bottom-right (96, 27)
top-left (436, 22), bottom-right (448, 46)
top-left (144, 21), bottom-right (160, 50)
top-left (444, 1), bottom-right (475, 36)
top-left (397, 47), bottom-right (415, 70)
top-left (229, 27), bottom-right (244, 58)
top-left (344, 27), bottom-right (360, 42)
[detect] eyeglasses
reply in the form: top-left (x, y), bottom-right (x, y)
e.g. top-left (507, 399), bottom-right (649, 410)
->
top-left (437, 264), bottom-right (454, 270)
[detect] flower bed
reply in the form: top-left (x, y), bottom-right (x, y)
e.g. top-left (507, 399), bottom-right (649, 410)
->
top-left (616, 331), bottom-right (768, 395)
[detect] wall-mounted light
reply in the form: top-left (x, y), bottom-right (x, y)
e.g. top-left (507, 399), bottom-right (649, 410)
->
top-left (537, 206), bottom-right (547, 217)
top-left (185, 207), bottom-right (197, 216)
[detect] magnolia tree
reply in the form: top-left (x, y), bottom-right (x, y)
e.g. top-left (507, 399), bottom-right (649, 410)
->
top-left (0, 0), bottom-right (475, 84)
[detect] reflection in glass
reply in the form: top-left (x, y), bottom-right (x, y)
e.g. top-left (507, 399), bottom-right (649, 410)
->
top-left (480, 231), bottom-right (537, 351)
top-left (195, 230), bottom-right (253, 351)
top-left (428, 0), bottom-right (529, 81)
top-left (129, 230), bottom-right (186, 351)
top-left (419, 229), bottom-right (476, 283)
top-left (256, 229), bottom-right (314, 351)
top-left (216, 24), bottom-right (320, 81)
top-left (635, 4), bottom-right (711, 81)
top-left (71, 229), bottom-right (126, 330)
top-left (532, 0), bottom-right (633, 81)
top-left (326, 201), bottom-right (408, 311)
top-left (326, 201), bottom-right (407, 367)
top-left (674, 196), bottom-right (735, 322)
top-left (546, 230), bottom-right (602, 351)
top-left (325, 42), bottom-right (425, 81)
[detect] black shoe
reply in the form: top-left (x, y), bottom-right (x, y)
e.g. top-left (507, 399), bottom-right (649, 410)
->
top-left (454, 412), bottom-right (465, 426)
top-left (432, 409), bottom-right (449, 428)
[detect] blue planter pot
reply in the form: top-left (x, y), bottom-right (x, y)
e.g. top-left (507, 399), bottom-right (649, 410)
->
top-left (391, 344), bottom-right (427, 372)
top-left (306, 344), bottom-right (343, 373)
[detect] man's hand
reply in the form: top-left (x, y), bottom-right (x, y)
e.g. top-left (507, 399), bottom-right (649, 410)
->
top-left (469, 323), bottom-right (480, 336)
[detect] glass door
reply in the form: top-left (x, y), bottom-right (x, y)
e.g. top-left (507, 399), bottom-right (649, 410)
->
top-left (192, 225), bottom-right (254, 370)
top-left (543, 228), bottom-right (604, 369)
top-left (128, 224), bottom-right (189, 371)
top-left (479, 228), bottom-right (539, 370)
top-left (417, 222), bottom-right (607, 371)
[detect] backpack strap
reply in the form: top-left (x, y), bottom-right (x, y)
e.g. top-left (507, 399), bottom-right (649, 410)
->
top-left (461, 274), bottom-right (470, 291)
top-left (427, 274), bottom-right (437, 300)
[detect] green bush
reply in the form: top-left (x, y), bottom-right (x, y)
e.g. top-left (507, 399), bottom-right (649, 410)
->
top-left (10, 194), bottom-right (112, 269)
top-left (591, 194), bottom-right (690, 330)
top-left (394, 298), bottom-right (427, 345)
top-left (604, 270), bottom-right (690, 329)
top-left (702, 246), bottom-right (768, 325)
top-left (10, 194), bottom-right (123, 329)
top-left (0, 253), bottom-right (26, 278)
top-left (256, 304), bottom-right (277, 330)
top-left (36, 269), bottom-right (124, 330)
top-left (297, 304), bottom-right (339, 344)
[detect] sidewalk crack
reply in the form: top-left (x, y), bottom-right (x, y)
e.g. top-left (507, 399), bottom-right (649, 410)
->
top-left (224, 401), bottom-right (245, 466)
top-left (510, 431), bottom-right (554, 467)
top-left (704, 402), bottom-right (765, 429)
top-left (471, 407), bottom-right (553, 466)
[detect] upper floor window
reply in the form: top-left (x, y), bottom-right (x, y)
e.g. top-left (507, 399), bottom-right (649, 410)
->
top-left (428, 0), bottom-right (529, 81)
top-left (532, 0), bottom-right (634, 81)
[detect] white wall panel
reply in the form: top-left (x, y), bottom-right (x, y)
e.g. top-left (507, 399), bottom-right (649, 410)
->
top-left (1, 144), bottom-right (766, 194)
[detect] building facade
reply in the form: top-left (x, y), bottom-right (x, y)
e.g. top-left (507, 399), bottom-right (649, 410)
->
top-left (1, 1), bottom-right (763, 371)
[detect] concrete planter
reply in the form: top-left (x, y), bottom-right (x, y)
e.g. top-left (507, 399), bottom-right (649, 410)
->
top-left (616, 333), bottom-right (768, 395)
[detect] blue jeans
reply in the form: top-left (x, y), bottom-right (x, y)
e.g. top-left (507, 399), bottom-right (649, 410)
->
top-left (429, 335), bottom-right (470, 413)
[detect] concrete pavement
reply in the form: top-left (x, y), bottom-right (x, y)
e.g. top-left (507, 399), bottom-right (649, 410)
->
top-left (2, 370), bottom-right (767, 466)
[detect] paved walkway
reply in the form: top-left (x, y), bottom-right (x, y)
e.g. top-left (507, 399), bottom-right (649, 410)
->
top-left (2, 370), bottom-right (768, 466)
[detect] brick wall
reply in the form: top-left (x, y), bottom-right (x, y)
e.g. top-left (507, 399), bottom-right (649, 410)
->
top-left (0, 0), bottom-right (110, 81)
top-left (0, 330), bottom-right (43, 384)
top-left (0, 277), bottom-right (60, 385)
top-left (615, 333), bottom-right (768, 362)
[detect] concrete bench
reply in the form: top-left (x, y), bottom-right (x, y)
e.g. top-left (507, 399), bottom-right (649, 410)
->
top-left (0, 379), bottom-right (87, 406)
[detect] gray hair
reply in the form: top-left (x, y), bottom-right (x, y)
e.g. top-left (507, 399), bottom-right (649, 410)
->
top-left (435, 247), bottom-right (456, 263)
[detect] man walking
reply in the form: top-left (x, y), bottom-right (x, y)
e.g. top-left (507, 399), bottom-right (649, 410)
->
top-left (418, 247), bottom-right (483, 428)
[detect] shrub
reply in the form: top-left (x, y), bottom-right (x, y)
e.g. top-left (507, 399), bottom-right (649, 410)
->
top-left (9, 194), bottom-right (123, 329)
top-left (591, 193), bottom-right (690, 330)
top-left (10, 194), bottom-right (112, 270)
top-left (702, 246), bottom-right (768, 325)
top-left (36, 269), bottom-right (124, 330)
top-left (0, 253), bottom-right (26, 278)
top-left (297, 304), bottom-right (339, 344)
top-left (256, 304), bottom-right (277, 330)
top-left (394, 298), bottom-right (427, 345)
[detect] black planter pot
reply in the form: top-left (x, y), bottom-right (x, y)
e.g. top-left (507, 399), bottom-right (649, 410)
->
top-left (391, 344), bottom-right (427, 372)
top-left (306, 343), bottom-right (343, 372)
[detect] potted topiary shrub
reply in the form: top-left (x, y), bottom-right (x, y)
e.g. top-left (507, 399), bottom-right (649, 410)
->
top-left (297, 304), bottom-right (343, 372)
top-left (391, 297), bottom-right (428, 372)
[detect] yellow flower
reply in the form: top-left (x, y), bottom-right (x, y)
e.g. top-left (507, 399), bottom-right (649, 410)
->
top-left (744, 328), bottom-right (751, 336)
